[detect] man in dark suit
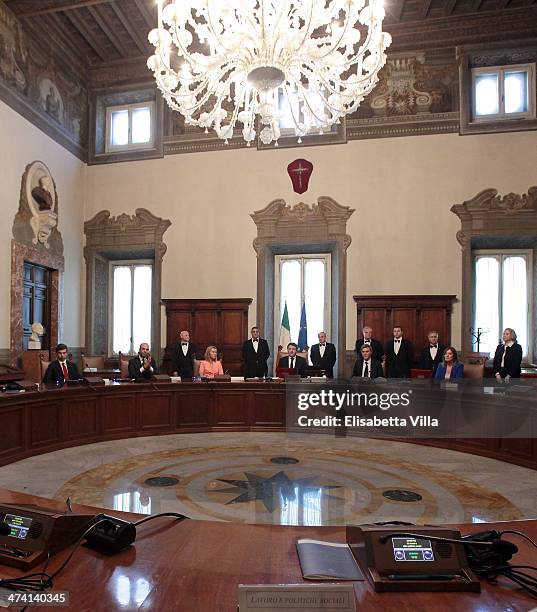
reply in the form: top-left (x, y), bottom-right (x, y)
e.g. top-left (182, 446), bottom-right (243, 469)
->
top-left (384, 326), bottom-right (414, 378)
top-left (310, 331), bottom-right (337, 378)
top-left (242, 326), bottom-right (270, 378)
top-left (418, 331), bottom-right (445, 374)
top-left (355, 326), bottom-right (384, 362)
top-left (171, 330), bottom-right (197, 380)
top-left (352, 345), bottom-right (384, 378)
top-left (128, 343), bottom-right (159, 381)
top-left (43, 343), bottom-right (82, 384)
top-left (278, 342), bottom-right (307, 377)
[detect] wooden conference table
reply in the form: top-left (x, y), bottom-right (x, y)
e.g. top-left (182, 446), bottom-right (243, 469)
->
top-left (0, 489), bottom-right (536, 611)
top-left (1, 380), bottom-right (537, 470)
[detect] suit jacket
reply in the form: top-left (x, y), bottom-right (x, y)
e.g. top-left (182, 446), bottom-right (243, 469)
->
top-left (492, 342), bottom-right (523, 378)
top-left (242, 338), bottom-right (270, 378)
top-left (43, 360), bottom-right (82, 384)
top-left (352, 358), bottom-right (384, 379)
top-left (355, 338), bottom-right (384, 361)
top-left (434, 362), bottom-right (464, 381)
top-left (171, 342), bottom-right (197, 379)
top-left (128, 356), bottom-right (158, 381)
top-left (384, 338), bottom-right (414, 378)
top-left (277, 355), bottom-right (307, 377)
top-left (418, 345), bottom-right (446, 373)
top-left (310, 343), bottom-right (336, 378)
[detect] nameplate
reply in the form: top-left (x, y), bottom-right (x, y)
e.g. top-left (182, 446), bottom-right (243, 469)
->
top-left (238, 584), bottom-right (355, 611)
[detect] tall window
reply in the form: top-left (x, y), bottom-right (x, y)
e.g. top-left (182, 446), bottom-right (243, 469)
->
top-left (473, 250), bottom-right (532, 359)
top-left (105, 101), bottom-right (155, 152)
top-left (275, 254), bottom-right (331, 352)
top-left (110, 261), bottom-right (153, 355)
top-left (472, 64), bottom-right (535, 121)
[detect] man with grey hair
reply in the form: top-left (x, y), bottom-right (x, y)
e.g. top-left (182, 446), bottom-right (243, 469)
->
top-left (310, 331), bottom-right (337, 378)
top-left (418, 330), bottom-right (445, 374)
top-left (171, 330), bottom-right (197, 380)
top-left (355, 326), bottom-right (383, 362)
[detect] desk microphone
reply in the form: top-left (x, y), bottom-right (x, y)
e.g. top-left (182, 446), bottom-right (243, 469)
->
top-left (0, 521), bottom-right (10, 536)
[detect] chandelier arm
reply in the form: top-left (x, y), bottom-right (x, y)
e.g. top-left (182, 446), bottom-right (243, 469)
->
top-left (290, 77), bottom-right (335, 128)
top-left (282, 83), bottom-right (305, 136)
top-left (158, 65), bottom-right (236, 114)
top-left (206, 0), bottom-right (233, 55)
top-left (296, 0), bottom-right (316, 58)
top-left (269, 0), bottom-right (292, 61)
top-left (316, 1), bottom-right (354, 61)
top-left (160, 57), bottom-right (244, 101)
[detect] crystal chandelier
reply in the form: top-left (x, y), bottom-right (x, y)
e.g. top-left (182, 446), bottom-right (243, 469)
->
top-left (148, 1), bottom-right (391, 146)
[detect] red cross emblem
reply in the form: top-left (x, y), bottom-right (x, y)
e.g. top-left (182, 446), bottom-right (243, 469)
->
top-left (287, 159), bottom-right (313, 194)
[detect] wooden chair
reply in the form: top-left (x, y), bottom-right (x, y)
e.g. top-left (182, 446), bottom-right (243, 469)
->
top-left (81, 354), bottom-right (105, 370)
top-left (463, 363), bottom-right (485, 379)
top-left (275, 346), bottom-right (309, 376)
top-left (464, 352), bottom-right (489, 365)
top-left (39, 358), bottom-right (51, 382)
top-left (119, 358), bottom-right (130, 378)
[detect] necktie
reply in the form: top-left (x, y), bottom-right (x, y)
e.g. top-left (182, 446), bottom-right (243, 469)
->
top-left (364, 363), bottom-right (369, 377)
top-left (320, 344), bottom-right (325, 347)
top-left (181, 342), bottom-right (187, 346)
top-left (395, 339), bottom-right (400, 343)
top-left (430, 345), bottom-right (438, 348)
top-left (290, 357), bottom-right (294, 369)
top-left (61, 362), bottom-right (69, 381)
top-left (253, 339), bottom-right (258, 342)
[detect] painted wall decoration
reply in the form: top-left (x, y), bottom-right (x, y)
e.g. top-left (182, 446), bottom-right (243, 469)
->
top-left (0, 3), bottom-right (87, 159)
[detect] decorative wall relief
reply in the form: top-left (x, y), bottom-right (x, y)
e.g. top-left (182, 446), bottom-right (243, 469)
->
top-left (346, 51), bottom-right (459, 140)
top-left (0, 2), bottom-right (88, 160)
top-left (13, 161), bottom-right (63, 256)
top-left (370, 55), bottom-right (433, 116)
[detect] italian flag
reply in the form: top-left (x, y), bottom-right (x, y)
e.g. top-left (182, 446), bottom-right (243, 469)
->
top-left (278, 300), bottom-right (291, 348)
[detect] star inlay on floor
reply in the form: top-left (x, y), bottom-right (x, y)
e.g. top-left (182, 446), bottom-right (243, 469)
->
top-left (0, 432), bottom-right (534, 526)
top-left (213, 471), bottom-right (342, 513)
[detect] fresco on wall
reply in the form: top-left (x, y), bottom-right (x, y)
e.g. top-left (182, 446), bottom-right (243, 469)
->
top-left (0, 3), bottom-right (87, 158)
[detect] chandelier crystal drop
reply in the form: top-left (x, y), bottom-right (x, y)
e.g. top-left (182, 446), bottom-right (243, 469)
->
top-left (148, 0), bottom-right (391, 146)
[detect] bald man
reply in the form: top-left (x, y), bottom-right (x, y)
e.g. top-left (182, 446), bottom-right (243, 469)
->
top-left (128, 343), bottom-right (158, 381)
top-left (171, 330), bottom-right (197, 380)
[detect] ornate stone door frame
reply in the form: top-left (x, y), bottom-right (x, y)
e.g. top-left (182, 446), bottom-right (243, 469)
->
top-left (84, 208), bottom-right (171, 361)
top-left (251, 197), bottom-right (354, 377)
top-left (451, 186), bottom-right (537, 355)
top-left (10, 241), bottom-right (64, 365)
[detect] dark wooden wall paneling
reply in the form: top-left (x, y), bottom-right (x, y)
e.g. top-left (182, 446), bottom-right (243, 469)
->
top-left (162, 298), bottom-right (252, 375)
top-left (353, 295), bottom-right (457, 353)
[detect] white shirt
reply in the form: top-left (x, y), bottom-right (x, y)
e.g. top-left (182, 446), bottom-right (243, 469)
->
top-left (319, 343), bottom-right (326, 357)
top-left (429, 345), bottom-right (438, 360)
top-left (181, 342), bottom-right (189, 356)
top-left (139, 355), bottom-right (153, 374)
top-left (252, 338), bottom-right (259, 353)
top-left (362, 359), bottom-right (372, 378)
top-left (393, 339), bottom-right (401, 355)
top-left (501, 340), bottom-right (515, 368)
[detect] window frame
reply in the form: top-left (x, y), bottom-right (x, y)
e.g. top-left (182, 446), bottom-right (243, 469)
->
top-left (108, 259), bottom-right (154, 356)
top-left (471, 63), bottom-right (536, 122)
top-left (472, 249), bottom-right (533, 362)
top-left (105, 101), bottom-right (156, 153)
top-left (273, 253), bottom-right (332, 359)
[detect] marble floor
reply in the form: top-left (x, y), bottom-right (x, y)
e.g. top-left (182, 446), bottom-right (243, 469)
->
top-left (0, 433), bottom-right (535, 526)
